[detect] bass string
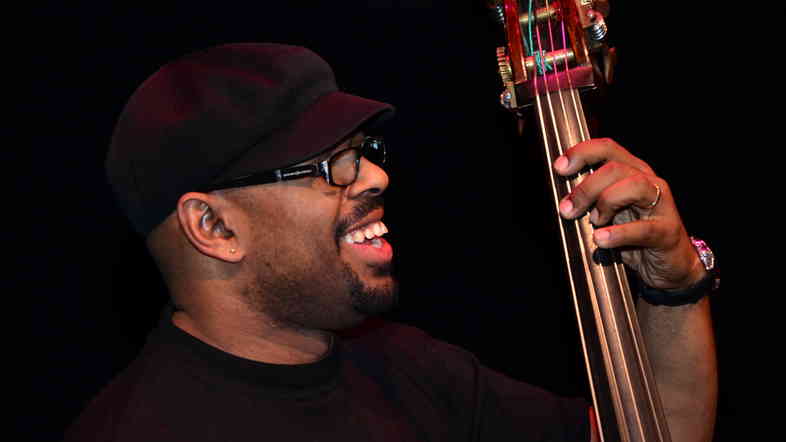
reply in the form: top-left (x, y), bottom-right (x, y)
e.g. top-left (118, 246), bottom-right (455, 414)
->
top-left (545, 0), bottom-right (575, 149)
top-left (556, 17), bottom-right (644, 406)
top-left (547, 3), bottom-right (609, 439)
top-left (580, 32), bottom-right (659, 428)
top-left (539, 2), bottom-right (650, 439)
top-left (530, 3), bottom-right (611, 425)
top-left (530, 2), bottom-right (665, 439)
top-left (534, 7), bottom-right (563, 160)
top-left (530, 7), bottom-right (584, 353)
top-left (571, 6), bottom-right (654, 435)
top-left (559, 15), bottom-right (586, 145)
top-left (547, 3), bottom-right (636, 383)
top-left (537, 0), bottom-right (623, 417)
top-left (555, 3), bottom-right (656, 439)
top-left (533, 1), bottom-right (606, 352)
top-left (530, 0), bottom-right (593, 355)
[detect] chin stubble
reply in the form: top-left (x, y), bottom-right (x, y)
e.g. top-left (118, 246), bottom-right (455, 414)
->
top-left (344, 260), bottom-right (398, 316)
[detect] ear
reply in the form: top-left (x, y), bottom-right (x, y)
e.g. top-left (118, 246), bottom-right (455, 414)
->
top-left (176, 192), bottom-right (244, 263)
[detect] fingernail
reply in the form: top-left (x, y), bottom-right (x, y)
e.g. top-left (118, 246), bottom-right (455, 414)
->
top-left (554, 155), bottom-right (569, 172)
top-left (559, 198), bottom-right (573, 216)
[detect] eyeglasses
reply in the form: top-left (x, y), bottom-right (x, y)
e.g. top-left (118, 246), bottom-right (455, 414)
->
top-left (200, 136), bottom-right (386, 192)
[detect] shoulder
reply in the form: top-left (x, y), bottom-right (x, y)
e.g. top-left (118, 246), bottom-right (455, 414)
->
top-left (340, 319), bottom-right (483, 395)
top-left (63, 325), bottom-right (188, 442)
top-left (64, 354), bottom-right (152, 442)
top-left (339, 319), bottom-right (591, 441)
top-left (340, 319), bottom-right (477, 371)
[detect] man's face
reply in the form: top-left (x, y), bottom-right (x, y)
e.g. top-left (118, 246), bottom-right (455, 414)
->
top-left (235, 132), bottom-right (397, 330)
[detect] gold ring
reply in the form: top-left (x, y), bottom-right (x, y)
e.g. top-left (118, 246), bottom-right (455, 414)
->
top-left (648, 183), bottom-right (662, 208)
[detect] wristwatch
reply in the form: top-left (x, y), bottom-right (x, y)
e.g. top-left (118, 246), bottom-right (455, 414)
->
top-left (638, 236), bottom-right (719, 306)
top-left (690, 237), bottom-right (719, 289)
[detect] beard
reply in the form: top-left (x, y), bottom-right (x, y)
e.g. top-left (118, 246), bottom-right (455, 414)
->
top-left (238, 193), bottom-right (397, 331)
top-left (345, 260), bottom-right (398, 316)
top-left (334, 195), bottom-right (398, 316)
top-left (243, 241), bottom-right (398, 332)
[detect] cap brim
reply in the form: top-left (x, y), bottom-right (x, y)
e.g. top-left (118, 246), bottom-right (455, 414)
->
top-left (216, 91), bottom-right (394, 180)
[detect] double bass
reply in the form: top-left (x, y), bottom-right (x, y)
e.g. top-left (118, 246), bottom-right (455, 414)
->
top-left (490, 1), bottom-right (671, 441)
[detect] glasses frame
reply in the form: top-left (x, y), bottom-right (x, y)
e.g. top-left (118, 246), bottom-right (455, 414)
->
top-left (199, 136), bottom-right (385, 192)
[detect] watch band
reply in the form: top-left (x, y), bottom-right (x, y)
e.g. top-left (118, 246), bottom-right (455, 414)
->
top-left (638, 236), bottom-right (719, 306)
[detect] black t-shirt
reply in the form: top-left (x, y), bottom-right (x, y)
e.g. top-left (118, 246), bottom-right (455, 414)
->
top-left (65, 309), bottom-right (590, 441)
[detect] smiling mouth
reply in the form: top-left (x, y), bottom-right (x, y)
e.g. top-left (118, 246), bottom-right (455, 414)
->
top-left (341, 220), bottom-right (389, 248)
top-left (338, 213), bottom-right (393, 263)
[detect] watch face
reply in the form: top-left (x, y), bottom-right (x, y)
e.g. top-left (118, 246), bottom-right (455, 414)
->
top-left (690, 237), bottom-right (714, 271)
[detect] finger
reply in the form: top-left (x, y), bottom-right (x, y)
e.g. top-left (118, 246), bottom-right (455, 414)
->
top-left (593, 218), bottom-right (678, 250)
top-left (558, 160), bottom-right (641, 219)
top-left (590, 174), bottom-right (664, 226)
top-left (553, 138), bottom-right (654, 177)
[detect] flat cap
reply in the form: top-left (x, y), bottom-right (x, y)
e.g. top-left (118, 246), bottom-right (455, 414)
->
top-left (106, 43), bottom-right (394, 236)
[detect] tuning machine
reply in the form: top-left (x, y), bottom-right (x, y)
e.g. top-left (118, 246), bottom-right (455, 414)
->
top-left (490, 0), bottom-right (617, 112)
top-left (496, 46), bottom-right (517, 110)
top-left (578, 0), bottom-right (616, 85)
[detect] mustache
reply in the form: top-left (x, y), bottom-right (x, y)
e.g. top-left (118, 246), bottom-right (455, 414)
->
top-left (335, 196), bottom-right (385, 238)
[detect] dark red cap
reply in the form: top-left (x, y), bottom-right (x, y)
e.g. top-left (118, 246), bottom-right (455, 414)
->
top-left (106, 43), bottom-right (394, 236)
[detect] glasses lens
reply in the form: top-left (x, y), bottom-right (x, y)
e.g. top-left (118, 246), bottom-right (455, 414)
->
top-left (329, 148), bottom-right (360, 186)
top-left (363, 137), bottom-right (386, 166)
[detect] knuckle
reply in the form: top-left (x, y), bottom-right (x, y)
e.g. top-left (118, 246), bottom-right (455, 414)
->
top-left (634, 173), bottom-right (651, 189)
top-left (600, 137), bottom-right (622, 153)
top-left (638, 161), bottom-right (656, 176)
top-left (598, 137), bottom-right (614, 147)
top-left (596, 186), bottom-right (618, 213)
top-left (571, 184), bottom-right (590, 206)
top-left (594, 191), bottom-right (609, 213)
top-left (644, 222), bottom-right (656, 241)
top-left (608, 160), bottom-right (640, 180)
top-left (636, 223), bottom-right (653, 245)
top-left (601, 160), bottom-right (620, 175)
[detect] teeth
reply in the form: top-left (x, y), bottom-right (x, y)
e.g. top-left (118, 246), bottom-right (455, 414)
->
top-left (343, 221), bottom-right (389, 244)
top-left (371, 238), bottom-right (382, 248)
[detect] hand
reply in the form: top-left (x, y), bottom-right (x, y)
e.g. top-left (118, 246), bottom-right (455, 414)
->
top-left (553, 138), bottom-right (706, 291)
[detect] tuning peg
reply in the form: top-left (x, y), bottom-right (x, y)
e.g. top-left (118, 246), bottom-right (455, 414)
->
top-left (496, 46), bottom-right (518, 109)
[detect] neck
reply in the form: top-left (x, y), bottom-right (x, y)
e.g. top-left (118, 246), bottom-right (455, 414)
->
top-left (171, 296), bottom-right (332, 365)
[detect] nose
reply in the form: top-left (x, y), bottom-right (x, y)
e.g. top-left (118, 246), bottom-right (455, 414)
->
top-left (347, 157), bottom-right (389, 199)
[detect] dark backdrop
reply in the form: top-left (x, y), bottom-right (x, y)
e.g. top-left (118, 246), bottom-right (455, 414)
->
top-left (16, 2), bottom-right (745, 441)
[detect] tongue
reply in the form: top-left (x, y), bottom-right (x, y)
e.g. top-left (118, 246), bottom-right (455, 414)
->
top-left (343, 236), bottom-right (393, 263)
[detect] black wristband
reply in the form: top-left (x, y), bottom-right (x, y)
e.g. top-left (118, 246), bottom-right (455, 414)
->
top-left (638, 271), bottom-right (718, 306)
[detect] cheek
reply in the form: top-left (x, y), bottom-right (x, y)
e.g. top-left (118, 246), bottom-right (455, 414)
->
top-left (253, 194), bottom-right (342, 260)
top-left (290, 200), bottom-right (341, 243)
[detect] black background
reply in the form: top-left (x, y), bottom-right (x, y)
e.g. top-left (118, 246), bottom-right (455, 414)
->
top-left (15, 1), bottom-right (750, 441)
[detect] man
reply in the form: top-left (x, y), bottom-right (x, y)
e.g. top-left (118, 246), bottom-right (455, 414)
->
top-left (66, 43), bottom-right (717, 441)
